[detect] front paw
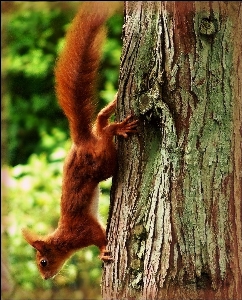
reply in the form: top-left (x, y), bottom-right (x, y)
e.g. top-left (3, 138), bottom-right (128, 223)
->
top-left (99, 249), bottom-right (113, 263)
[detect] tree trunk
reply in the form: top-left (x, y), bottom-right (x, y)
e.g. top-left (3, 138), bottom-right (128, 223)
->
top-left (102, 2), bottom-right (242, 299)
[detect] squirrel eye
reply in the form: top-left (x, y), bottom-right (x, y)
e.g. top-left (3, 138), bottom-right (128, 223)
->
top-left (40, 259), bottom-right (48, 267)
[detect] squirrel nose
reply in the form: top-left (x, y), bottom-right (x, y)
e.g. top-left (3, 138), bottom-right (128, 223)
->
top-left (42, 274), bottom-right (51, 280)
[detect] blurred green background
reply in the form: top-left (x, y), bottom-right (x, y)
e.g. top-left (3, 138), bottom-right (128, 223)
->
top-left (1, 2), bottom-right (123, 299)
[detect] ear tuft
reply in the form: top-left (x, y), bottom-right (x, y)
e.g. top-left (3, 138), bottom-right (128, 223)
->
top-left (21, 228), bottom-right (46, 252)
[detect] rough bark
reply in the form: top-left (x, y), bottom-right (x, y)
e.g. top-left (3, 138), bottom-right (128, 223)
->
top-left (102, 2), bottom-right (242, 300)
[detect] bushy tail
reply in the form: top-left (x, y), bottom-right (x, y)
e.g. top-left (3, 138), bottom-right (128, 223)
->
top-left (55, 2), bottom-right (115, 144)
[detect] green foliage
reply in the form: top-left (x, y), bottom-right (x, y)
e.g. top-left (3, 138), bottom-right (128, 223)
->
top-left (4, 7), bottom-right (71, 166)
top-left (100, 13), bottom-right (123, 104)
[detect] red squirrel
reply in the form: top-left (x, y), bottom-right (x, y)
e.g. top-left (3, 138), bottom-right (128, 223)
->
top-left (22, 2), bottom-right (138, 280)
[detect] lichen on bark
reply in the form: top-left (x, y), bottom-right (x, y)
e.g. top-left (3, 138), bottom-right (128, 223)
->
top-left (102, 2), bottom-right (242, 299)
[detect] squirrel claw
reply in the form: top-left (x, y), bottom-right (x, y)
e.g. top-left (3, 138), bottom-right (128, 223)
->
top-left (99, 249), bottom-right (113, 262)
top-left (116, 116), bottom-right (139, 138)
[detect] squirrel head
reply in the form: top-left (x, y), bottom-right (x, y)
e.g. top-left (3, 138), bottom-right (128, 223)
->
top-left (22, 228), bottom-right (71, 280)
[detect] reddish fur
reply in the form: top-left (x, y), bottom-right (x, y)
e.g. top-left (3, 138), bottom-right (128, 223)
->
top-left (22, 2), bottom-right (138, 280)
top-left (55, 3), bottom-right (108, 143)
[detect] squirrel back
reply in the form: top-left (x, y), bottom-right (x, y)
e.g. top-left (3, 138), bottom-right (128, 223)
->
top-left (55, 2), bottom-right (115, 143)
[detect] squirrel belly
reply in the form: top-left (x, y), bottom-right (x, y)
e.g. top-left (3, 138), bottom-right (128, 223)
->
top-left (22, 1), bottom-right (138, 280)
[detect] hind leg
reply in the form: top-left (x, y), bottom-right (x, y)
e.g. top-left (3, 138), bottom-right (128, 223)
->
top-left (94, 93), bottom-right (117, 134)
top-left (94, 93), bottom-right (138, 138)
top-left (102, 115), bottom-right (138, 139)
top-left (112, 115), bottom-right (138, 138)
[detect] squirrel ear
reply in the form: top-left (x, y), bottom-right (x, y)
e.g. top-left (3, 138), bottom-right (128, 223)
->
top-left (31, 240), bottom-right (46, 253)
top-left (21, 228), bottom-right (46, 252)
